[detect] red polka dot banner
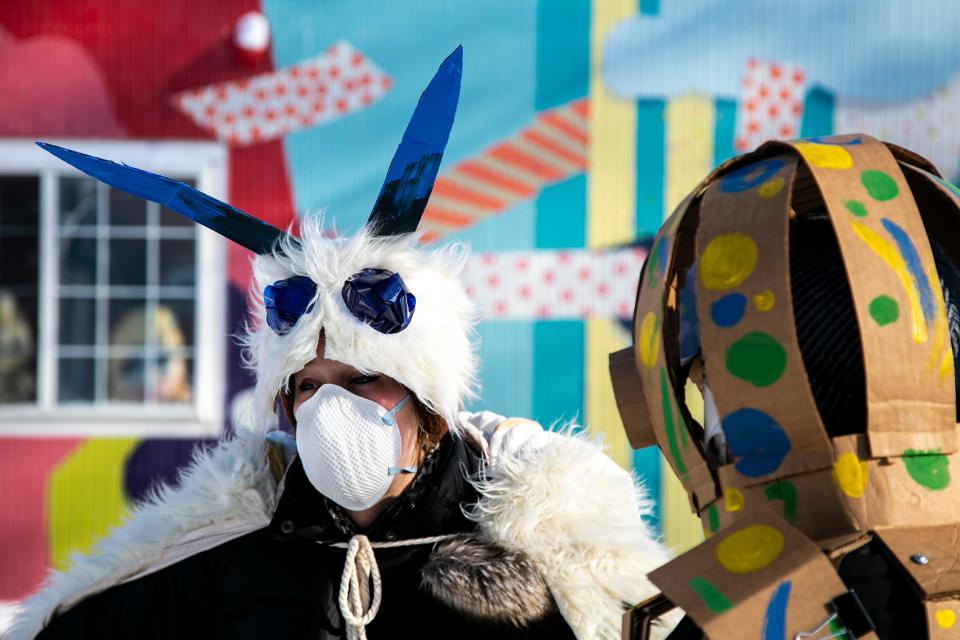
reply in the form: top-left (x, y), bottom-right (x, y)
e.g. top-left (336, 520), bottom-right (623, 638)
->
top-left (734, 58), bottom-right (807, 153)
top-left (172, 41), bottom-right (392, 147)
top-left (464, 246), bottom-right (645, 320)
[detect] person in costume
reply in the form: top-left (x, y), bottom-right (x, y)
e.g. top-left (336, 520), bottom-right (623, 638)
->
top-left (613, 134), bottom-right (960, 640)
top-left (4, 48), bottom-right (673, 640)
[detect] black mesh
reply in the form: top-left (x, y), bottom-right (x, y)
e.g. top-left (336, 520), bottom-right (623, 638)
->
top-left (790, 212), bottom-right (960, 436)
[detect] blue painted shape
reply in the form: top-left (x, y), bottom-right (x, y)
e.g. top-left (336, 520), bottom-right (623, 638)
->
top-left (762, 580), bottom-right (792, 640)
top-left (800, 87), bottom-right (835, 138)
top-left (802, 134), bottom-right (861, 146)
top-left (368, 46), bottom-right (462, 235)
top-left (633, 445), bottom-right (663, 535)
top-left (713, 99), bottom-right (738, 165)
top-left (36, 143), bottom-right (288, 255)
top-left (711, 293), bottom-right (747, 328)
top-left (468, 320), bottom-right (533, 419)
top-left (881, 217), bottom-right (936, 322)
top-left (536, 174), bottom-right (587, 248)
top-left (636, 100), bottom-right (665, 236)
top-left (639, 0), bottom-right (660, 15)
top-left (532, 321), bottom-right (584, 427)
top-left (720, 159), bottom-right (785, 193)
top-left (723, 408), bottom-right (793, 478)
top-left (535, 0), bottom-right (590, 110)
top-left (264, 0), bottom-right (539, 232)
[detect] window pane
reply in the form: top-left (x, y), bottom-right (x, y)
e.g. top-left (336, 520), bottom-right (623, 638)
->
top-left (59, 236), bottom-right (97, 284)
top-left (58, 358), bottom-right (95, 403)
top-left (109, 238), bottom-right (147, 285)
top-left (151, 352), bottom-right (192, 404)
top-left (159, 239), bottom-right (195, 286)
top-left (159, 300), bottom-right (194, 348)
top-left (60, 177), bottom-right (97, 227)
top-left (109, 188), bottom-right (146, 226)
top-left (109, 299), bottom-right (147, 347)
top-left (0, 176), bottom-right (39, 404)
top-left (59, 297), bottom-right (96, 345)
top-left (108, 356), bottom-right (146, 401)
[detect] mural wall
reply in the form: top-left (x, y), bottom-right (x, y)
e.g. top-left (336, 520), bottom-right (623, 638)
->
top-left (2, 0), bottom-right (960, 609)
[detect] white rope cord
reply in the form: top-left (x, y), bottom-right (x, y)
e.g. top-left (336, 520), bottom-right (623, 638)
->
top-left (324, 533), bottom-right (458, 640)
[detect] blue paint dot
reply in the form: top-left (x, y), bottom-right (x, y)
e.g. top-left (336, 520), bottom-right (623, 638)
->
top-left (711, 293), bottom-right (747, 328)
top-left (720, 159), bottom-right (785, 193)
top-left (723, 408), bottom-right (792, 478)
top-left (802, 135), bottom-right (862, 146)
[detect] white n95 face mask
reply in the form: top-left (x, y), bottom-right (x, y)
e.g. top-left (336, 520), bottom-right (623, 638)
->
top-left (294, 383), bottom-right (413, 511)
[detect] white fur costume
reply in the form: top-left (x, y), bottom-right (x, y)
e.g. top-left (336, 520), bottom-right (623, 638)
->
top-left (4, 415), bottom-right (672, 640)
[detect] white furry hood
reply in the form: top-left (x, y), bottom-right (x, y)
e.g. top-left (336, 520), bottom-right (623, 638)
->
top-left (4, 420), bottom-right (672, 640)
top-left (244, 218), bottom-right (478, 432)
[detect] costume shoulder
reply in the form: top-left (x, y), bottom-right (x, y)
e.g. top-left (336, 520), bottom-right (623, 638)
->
top-left (461, 411), bottom-right (674, 640)
top-left (3, 430), bottom-right (279, 640)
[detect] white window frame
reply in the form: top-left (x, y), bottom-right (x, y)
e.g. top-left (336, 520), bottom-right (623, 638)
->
top-left (0, 139), bottom-right (227, 438)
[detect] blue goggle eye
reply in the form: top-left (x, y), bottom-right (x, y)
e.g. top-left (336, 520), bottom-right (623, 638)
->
top-left (341, 268), bottom-right (416, 334)
top-left (264, 276), bottom-right (318, 335)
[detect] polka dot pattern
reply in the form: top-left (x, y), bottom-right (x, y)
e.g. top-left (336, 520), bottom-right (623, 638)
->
top-left (734, 58), bottom-right (807, 152)
top-left (464, 247), bottom-right (646, 319)
top-left (173, 42), bottom-right (392, 146)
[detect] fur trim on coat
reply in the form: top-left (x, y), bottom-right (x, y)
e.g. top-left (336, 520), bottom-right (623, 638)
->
top-left (3, 421), bottom-right (674, 640)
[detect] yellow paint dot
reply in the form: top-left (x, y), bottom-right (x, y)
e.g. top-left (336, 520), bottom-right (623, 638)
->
top-left (936, 609), bottom-right (956, 629)
top-left (795, 142), bottom-right (853, 170)
top-left (715, 524), bottom-right (784, 574)
top-left (757, 177), bottom-right (785, 199)
top-left (833, 452), bottom-right (869, 498)
top-left (753, 290), bottom-right (776, 312)
top-left (638, 312), bottom-right (660, 369)
top-left (724, 488), bottom-right (744, 512)
top-left (699, 233), bottom-right (759, 291)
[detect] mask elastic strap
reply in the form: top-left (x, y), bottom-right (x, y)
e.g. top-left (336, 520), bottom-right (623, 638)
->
top-left (381, 393), bottom-right (411, 426)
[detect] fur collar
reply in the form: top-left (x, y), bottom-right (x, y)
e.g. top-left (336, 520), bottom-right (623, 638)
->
top-left (3, 425), bottom-right (673, 640)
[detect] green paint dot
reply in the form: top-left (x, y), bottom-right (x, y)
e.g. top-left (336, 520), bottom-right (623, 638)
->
top-left (725, 331), bottom-right (787, 387)
top-left (861, 170), bottom-right (899, 201)
top-left (845, 199), bottom-right (868, 217)
top-left (707, 503), bottom-right (720, 533)
top-left (903, 449), bottom-right (950, 491)
top-left (868, 295), bottom-right (899, 326)
top-left (688, 577), bottom-right (733, 614)
top-left (764, 480), bottom-right (797, 522)
top-left (661, 368), bottom-right (687, 475)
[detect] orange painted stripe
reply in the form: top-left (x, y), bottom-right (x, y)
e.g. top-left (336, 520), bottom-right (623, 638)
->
top-left (456, 160), bottom-right (538, 198)
top-left (420, 230), bottom-right (440, 244)
top-left (487, 142), bottom-right (566, 181)
top-left (521, 129), bottom-right (588, 170)
top-left (570, 99), bottom-right (589, 119)
top-left (422, 204), bottom-right (475, 227)
top-left (539, 111), bottom-right (588, 146)
top-left (432, 177), bottom-right (507, 210)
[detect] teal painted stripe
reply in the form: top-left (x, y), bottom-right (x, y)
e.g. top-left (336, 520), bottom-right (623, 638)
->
top-left (640, 0), bottom-right (660, 15)
top-left (532, 321), bottom-right (585, 427)
top-left (634, 446), bottom-right (663, 535)
top-left (470, 320), bottom-right (534, 419)
top-left (536, 175), bottom-right (587, 247)
top-left (800, 87), bottom-right (835, 138)
top-left (636, 100), bottom-right (665, 237)
top-left (535, 0), bottom-right (590, 110)
top-left (713, 99), bottom-right (738, 166)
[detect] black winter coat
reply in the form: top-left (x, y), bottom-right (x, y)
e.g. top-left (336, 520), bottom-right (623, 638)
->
top-left (38, 434), bottom-right (577, 639)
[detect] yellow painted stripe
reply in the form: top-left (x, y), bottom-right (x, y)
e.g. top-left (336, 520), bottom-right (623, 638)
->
top-left (587, 0), bottom-right (637, 246)
top-left (664, 95), bottom-right (716, 217)
top-left (47, 437), bottom-right (139, 570)
top-left (585, 319), bottom-right (633, 469)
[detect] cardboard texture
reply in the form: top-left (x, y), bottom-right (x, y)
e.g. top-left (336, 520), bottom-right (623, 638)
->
top-left (773, 134), bottom-right (956, 458)
top-left (649, 507), bottom-right (850, 639)
top-left (632, 192), bottom-right (716, 509)
top-left (695, 152), bottom-right (834, 489)
top-left (609, 347), bottom-right (658, 449)
top-left (925, 598), bottom-right (960, 640)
